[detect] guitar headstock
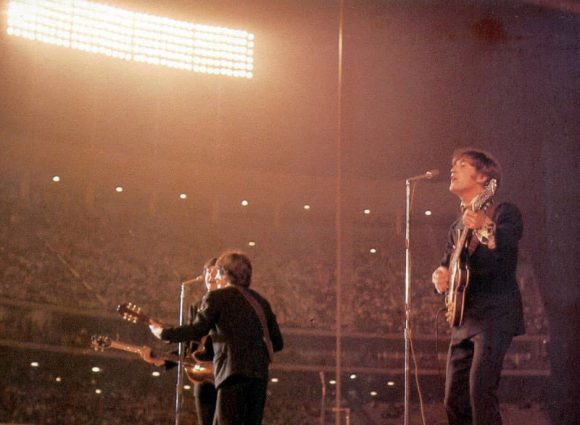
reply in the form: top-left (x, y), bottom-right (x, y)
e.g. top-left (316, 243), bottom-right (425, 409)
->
top-left (117, 302), bottom-right (150, 325)
top-left (91, 335), bottom-right (112, 351)
top-left (473, 178), bottom-right (497, 212)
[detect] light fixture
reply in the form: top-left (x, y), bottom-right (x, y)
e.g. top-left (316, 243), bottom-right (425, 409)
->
top-left (7, 0), bottom-right (254, 78)
top-left (369, 248), bottom-right (377, 254)
top-left (52, 175), bottom-right (61, 182)
top-left (115, 186), bottom-right (123, 193)
top-left (363, 209), bottom-right (371, 215)
top-left (91, 366), bottom-right (101, 373)
top-left (241, 199), bottom-right (249, 206)
top-left (179, 193), bottom-right (187, 200)
top-left (425, 210), bottom-right (432, 216)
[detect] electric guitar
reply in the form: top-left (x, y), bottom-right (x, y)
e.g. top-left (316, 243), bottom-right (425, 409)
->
top-left (446, 179), bottom-right (497, 327)
top-left (91, 335), bottom-right (213, 384)
top-left (116, 302), bottom-right (214, 383)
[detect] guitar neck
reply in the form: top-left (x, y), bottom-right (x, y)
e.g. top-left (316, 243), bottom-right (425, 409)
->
top-left (107, 341), bottom-right (194, 366)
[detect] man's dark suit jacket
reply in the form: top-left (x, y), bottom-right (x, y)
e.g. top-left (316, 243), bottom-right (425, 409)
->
top-left (161, 285), bottom-right (284, 388)
top-left (441, 201), bottom-right (525, 341)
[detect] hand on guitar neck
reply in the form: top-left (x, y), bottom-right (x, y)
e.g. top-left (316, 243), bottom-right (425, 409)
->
top-left (117, 302), bottom-right (166, 339)
top-left (140, 345), bottom-right (166, 367)
top-left (149, 320), bottom-right (165, 340)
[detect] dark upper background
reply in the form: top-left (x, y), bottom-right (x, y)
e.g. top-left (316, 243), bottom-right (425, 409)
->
top-left (0, 0), bottom-right (578, 421)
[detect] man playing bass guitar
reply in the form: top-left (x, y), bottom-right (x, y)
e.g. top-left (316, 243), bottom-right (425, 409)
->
top-left (431, 148), bottom-right (525, 425)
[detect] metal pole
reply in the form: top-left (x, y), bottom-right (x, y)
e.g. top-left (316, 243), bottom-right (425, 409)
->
top-left (174, 282), bottom-right (188, 425)
top-left (404, 179), bottom-right (412, 425)
top-left (335, 1), bottom-right (345, 425)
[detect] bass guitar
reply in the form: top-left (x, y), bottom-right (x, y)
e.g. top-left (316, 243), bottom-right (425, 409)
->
top-left (91, 335), bottom-right (213, 384)
top-left (446, 178), bottom-right (497, 327)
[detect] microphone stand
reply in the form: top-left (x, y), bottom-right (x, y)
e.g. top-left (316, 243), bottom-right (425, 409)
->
top-left (403, 177), bottom-right (413, 425)
top-left (174, 280), bottom-right (188, 425)
top-left (403, 170), bottom-right (438, 425)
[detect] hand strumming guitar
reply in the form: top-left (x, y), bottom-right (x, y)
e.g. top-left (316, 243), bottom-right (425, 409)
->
top-left (432, 266), bottom-right (450, 294)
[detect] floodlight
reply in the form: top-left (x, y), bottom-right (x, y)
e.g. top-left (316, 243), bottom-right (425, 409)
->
top-left (7, 0), bottom-right (255, 78)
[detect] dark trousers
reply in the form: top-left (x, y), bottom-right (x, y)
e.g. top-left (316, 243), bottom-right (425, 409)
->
top-left (445, 328), bottom-right (513, 425)
top-left (214, 376), bottom-right (268, 425)
top-left (194, 382), bottom-right (217, 425)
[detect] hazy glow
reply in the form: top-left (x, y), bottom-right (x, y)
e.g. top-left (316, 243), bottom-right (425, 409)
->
top-left (369, 248), bottom-right (377, 254)
top-left (7, 0), bottom-right (255, 78)
top-left (370, 391), bottom-right (378, 396)
top-left (115, 186), bottom-right (123, 193)
top-left (184, 384), bottom-right (191, 390)
top-left (95, 389), bottom-right (102, 394)
top-left (270, 377), bottom-right (279, 383)
top-left (248, 241), bottom-right (256, 247)
top-left (179, 193), bottom-right (187, 200)
top-left (91, 366), bottom-right (101, 373)
top-left (329, 380), bottom-right (336, 385)
top-left (30, 361), bottom-right (39, 367)
top-left (152, 371), bottom-right (161, 377)
top-left (56, 377), bottom-right (62, 382)
top-left (349, 374), bottom-right (357, 379)
top-left (52, 175), bottom-right (61, 182)
top-left (363, 209), bottom-right (371, 215)
top-left (240, 199), bottom-right (249, 206)
top-left (303, 204), bottom-right (311, 210)
top-left (387, 381), bottom-right (395, 387)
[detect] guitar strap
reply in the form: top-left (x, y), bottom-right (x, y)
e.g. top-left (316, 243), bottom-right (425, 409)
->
top-left (233, 286), bottom-right (275, 363)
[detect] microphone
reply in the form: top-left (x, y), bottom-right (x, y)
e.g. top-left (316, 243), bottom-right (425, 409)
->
top-left (407, 169), bottom-right (439, 182)
top-left (182, 274), bottom-right (204, 286)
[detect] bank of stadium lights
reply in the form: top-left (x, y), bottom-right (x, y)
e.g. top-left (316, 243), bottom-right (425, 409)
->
top-left (7, 0), bottom-right (255, 79)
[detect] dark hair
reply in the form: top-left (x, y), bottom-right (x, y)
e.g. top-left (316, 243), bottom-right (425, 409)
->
top-left (216, 251), bottom-right (252, 288)
top-left (452, 147), bottom-right (502, 189)
top-left (203, 257), bottom-right (218, 271)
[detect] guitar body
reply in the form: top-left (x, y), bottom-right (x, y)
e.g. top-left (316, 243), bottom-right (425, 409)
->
top-left (446, 258), bottom-right (470, 327)
top-left (184, 361), bottom-right (214, 384)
